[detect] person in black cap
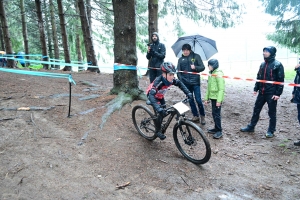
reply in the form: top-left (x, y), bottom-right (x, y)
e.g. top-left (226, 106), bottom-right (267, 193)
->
top-left (292, 64), bottom-right (300, 146)
top-left (177, 43), bottom-right (206, 125)
top-left (146, 32), bottom-right (166, 83)
top-left (240, 46), bottom-right (285, 138)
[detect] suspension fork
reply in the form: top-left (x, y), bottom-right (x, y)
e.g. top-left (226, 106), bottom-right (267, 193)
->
top-left (176, 113), bottom-right (188, 138)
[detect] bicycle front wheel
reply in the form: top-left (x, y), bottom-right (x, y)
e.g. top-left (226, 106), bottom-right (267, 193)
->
top-left (132, 105), bottom-right (157, 140)
top-left (173, 121), bottom-right (211, 164)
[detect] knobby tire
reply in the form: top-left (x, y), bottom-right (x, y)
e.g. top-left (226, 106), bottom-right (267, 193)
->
top-left (132, 105), bottom-right (157, 141)
top-left (173, 120), bottom-right (211, 164)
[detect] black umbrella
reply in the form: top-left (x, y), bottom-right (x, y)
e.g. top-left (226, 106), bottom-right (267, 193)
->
top-left (171, 34), bottom-right (218, 60)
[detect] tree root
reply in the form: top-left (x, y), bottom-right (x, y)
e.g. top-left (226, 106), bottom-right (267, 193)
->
top-left (99, 92), bottom-right (146, 129)
top-left (99, 92), bottom-right (132, 129)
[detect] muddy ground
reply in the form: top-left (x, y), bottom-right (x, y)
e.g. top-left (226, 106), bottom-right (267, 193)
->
top-left (0, 70), bottom-right (299, 200)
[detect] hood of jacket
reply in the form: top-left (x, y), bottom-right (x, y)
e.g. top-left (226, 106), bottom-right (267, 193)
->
top-left (263, 46), bottom-right (276, 63)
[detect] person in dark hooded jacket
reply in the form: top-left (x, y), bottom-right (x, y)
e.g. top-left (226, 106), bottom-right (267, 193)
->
top-left (177, 44), bottom-right (206, 125)
top-left (292, 64), bottom-right (300, 146)
top-left (240, 46), bottom-right (285, 138)
top-left (146, 32), bottom-right (166, 83)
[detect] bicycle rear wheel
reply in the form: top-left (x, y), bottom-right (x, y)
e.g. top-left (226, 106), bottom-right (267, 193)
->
top-left (173, 121), bottom-right (211, 164)
top-left (132, 105), bottom-right (157, 140)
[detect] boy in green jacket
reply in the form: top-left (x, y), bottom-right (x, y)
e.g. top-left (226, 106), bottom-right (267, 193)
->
top-left (204, 59), bottom-right (225, 139)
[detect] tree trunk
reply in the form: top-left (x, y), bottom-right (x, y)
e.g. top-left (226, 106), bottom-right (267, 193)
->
top-left (0, 0), bottom-right (14, 67)
top-left (111, 0), bottom-right (141, 98)
top-left (148, 0), bottom-right (158, 42)
top-left (20, 0), bottom-right (29, 65)
top-left (49, 0), bottom-right (59, 69)
top-left (35, 0), bottom-right (49, 69)
top-left (75, 2), bottom-right (83, 63)
top-left (86, 0), bottom-right (92, 34)
top-left (78, 0), bottom-right (99, 73)
top-left (57, 0), bottom-right (71, 71)
top-left (0, 20), bottom-right (5, 51)
top-left (146, 0), bottom-right (158, 76)
top-left (43, 0), bottom-right (53, 69)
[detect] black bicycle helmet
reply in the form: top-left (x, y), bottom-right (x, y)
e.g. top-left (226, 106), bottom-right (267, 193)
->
top-left (161, 62), bottom-right (176, 74)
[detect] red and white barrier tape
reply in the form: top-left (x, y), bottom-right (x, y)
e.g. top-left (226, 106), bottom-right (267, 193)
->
top-left (147, 67), bottom-right (300, 87)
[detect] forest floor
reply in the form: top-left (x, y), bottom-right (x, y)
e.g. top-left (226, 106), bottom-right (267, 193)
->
top-left (0, 69), bottom-right (300, 200)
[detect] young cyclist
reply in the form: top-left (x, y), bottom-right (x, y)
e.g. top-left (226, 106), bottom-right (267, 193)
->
top-left (147, 62), bottom-right (193, 140)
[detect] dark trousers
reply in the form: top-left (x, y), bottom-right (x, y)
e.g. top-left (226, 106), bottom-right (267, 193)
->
top-left (152, 98), bottom-right (166, 133)
top-left (149, 68), bottom-right (161, 83)
top-left (249, 94), bottom-right (277, 132)
top-left (211, 99), bottom-right (222, 131)
top-left (297, 104), bottom-right (300, 124)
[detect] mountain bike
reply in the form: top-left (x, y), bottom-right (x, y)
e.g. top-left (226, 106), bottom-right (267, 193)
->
top-left (132, 99), bottom-right (211, 164)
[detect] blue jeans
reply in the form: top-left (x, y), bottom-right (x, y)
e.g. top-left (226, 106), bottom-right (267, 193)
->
top-left (185, 84), bottom-right (205, 117)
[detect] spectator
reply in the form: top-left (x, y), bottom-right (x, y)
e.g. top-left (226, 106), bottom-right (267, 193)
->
top-left (204, 59), bottom-right (225, 139)
top-left (177, 44), bottom-right (206, 125)
top-left (147, 62), bottom-right (192, 140)
top-left (240, 46), bottom-right (285, 138)
top-left (292, 64), bottom-right (300, 146)
top-left (16, 53), bottom-right (25, 68)
top-left (146, 32), bottom-right (166, 83)
top-left (0, 53), bottom-right (6, 67)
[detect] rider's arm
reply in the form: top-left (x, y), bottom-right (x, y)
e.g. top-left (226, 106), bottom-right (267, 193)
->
top-left (173, 79), bottom-right (191, 96)
top-left (148, 78), bottom-right (163, 111)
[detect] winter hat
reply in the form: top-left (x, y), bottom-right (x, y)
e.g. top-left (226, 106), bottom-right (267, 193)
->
top-left (208, 59), bottom-right (219, 70)
top-left (182, 44), bottom-right (191, 51)
top-left (152, 32), bottom-right (159, 38)
top-left (263, 46), bottom-right (277, 56)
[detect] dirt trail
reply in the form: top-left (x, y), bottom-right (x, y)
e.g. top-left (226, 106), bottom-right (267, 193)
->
top-left (0, 71), bottom-right (299, 200)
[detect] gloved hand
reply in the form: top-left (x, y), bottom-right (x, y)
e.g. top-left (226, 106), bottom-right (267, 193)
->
top-left (157, 107), bottom-right (166, 117)
top-left (187, 93), bottom-right (193, 100)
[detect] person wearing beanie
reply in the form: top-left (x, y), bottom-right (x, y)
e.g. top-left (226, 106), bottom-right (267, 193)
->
top-left (204, 59), bottom-right (225, 139)
top-left (240, 46), bottom-right (285, 138)
top-left (177, 43), bottom-right (206, 125)
top-left (146, 32), bottom-right (166, 83)
top-left (292, 64), bottom-right (300, 146)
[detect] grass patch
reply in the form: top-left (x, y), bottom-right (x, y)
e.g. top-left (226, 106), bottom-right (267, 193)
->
top-left (278, 139), bottom-right (289, 148)
top-left (285, 68), bottom-right (297, 81)
top-left (28, 64), bottom-right (43, 70)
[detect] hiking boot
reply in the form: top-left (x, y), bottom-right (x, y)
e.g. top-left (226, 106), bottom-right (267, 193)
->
top-left (240, 125), bottom-right (254, 132)
top-left (213, 131), bottom-right (223, 139)
top-left (156, 132), bottom-right (166, 140)
top-left (189, 116), bottom-right (199, 123)
top-left (207, 128), bottom-right (218, 134)
top-left (265, 131), bottom-right (274, 138)
top-left (294, 140), bottom-right (300, 146)
top-left (200, 116), bottom-right (206, 125)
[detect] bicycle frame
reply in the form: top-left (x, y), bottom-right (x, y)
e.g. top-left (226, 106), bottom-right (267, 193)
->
top-left (157, 107), bottom-right (185, 134)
